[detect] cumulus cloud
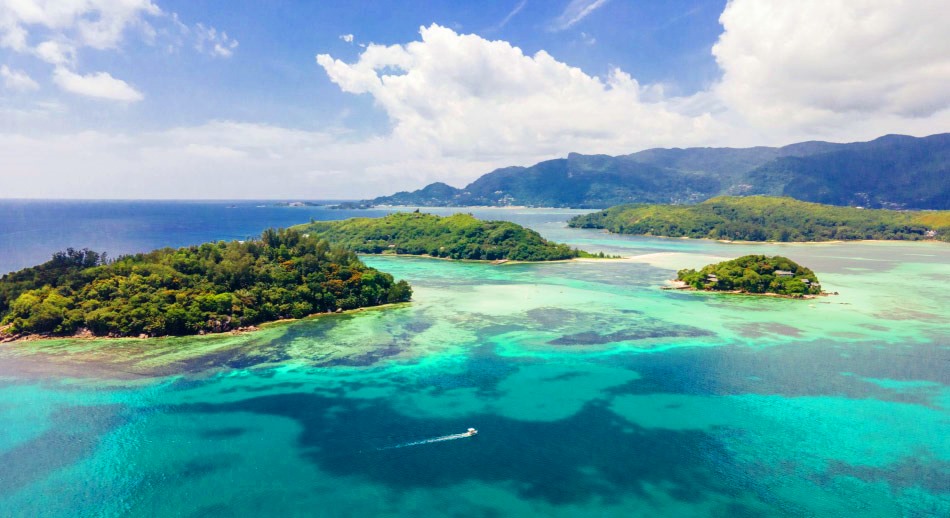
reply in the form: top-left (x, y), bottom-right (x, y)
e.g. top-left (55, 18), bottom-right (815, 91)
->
top-left (5, 3), bottom-right (950, 199)
top-left (1, 65), bottom-right (39, 91)
top-left (317, 24), bottom-right (724, 162)
top-left (52, 67), bottom-right (144, 102)
top-left (339, 33), bottom-right (354, 43)
top-left (550, 0), bottom-right (610, 31)
top-left (0, 0), bottom-right (160, 51)
top-left (713, 0), bottom-right (950, 133)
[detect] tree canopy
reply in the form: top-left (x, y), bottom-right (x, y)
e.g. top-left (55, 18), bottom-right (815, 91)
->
top-left (296, 212), bottom-right (580, 261)
top-left (0, 228), bottom-right (411, 338)
top-left (569, 196), bottom-right (950, 242)
top-left (676, 255), bottom-right (822, 296)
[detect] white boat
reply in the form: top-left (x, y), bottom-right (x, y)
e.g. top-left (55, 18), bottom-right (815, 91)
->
top-left (466, 427), bottom-right (478, 436)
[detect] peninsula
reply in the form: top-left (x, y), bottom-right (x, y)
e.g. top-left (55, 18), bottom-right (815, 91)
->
top-left (675, 255), bottom-right (823, 297)
top-left (0, 228), bottom-right (412, 340)
top-left (294, 212), bottom-right (583, 261)
top-left (568, 196), bottom-right (950, 242)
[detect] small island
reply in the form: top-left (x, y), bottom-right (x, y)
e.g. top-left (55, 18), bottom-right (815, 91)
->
top-left (0, 228), bottom-right (412, 340)
top-left (674, 255), bottom-right (823, 297)
top-left (295, 212), bottom-right (585, 261)
top-left (568, 196), bottom-right (950, 242)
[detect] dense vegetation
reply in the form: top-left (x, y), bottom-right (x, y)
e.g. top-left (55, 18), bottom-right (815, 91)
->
top-left (296, 212), bottom-right (580, 261)
top-left (356, 133), bottom-right (949, 210)
top-left (676, 255), bottom-right (822, 296)
top-left (568, 196), bottom-right (950, 242)
top-left (0, 229), bottom-right (411, 338)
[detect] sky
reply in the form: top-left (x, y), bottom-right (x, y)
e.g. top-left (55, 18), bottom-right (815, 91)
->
top-left (1, 0), bottom-right (948, 199)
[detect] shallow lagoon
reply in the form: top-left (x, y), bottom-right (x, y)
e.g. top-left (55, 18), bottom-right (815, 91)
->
top-left (0, 207), bottom-right (948, 517)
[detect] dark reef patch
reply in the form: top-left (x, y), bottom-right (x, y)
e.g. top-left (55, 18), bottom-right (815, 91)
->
top-left (602, 339), bottom-right (949, 408)
top-left (199, 427), bottom-right (248, 440)
top-left (0, 404), bottom-right (125, 496)
top-left (549, 325), bottom-right (712, 346)
top-left (824, 456), bottom-right (950, 494)
top-left (170, 394), bottom-right (746, 506)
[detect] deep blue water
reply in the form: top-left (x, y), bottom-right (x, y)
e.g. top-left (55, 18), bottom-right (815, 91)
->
top-left (0, 200), bottom-right (395, 274)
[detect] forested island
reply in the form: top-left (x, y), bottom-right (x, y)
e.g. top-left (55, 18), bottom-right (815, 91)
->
top-left (675, 255), bottom-right (823, 297)
top-left (295, 212), bottom-right (583, 261)
top-left (568, 196), bottom-right (950, 242)
top-left (0, 228), bottom-right (411, 339)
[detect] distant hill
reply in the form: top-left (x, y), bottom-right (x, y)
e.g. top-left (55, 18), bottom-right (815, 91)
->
top-left (567, 196), bottom-right (950, 242)
top-left (358, 133), bottom-right (949, 209)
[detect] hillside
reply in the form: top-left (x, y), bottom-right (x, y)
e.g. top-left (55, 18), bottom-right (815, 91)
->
top-left (294, 212), bottom-right (580, 261)
top-left (567, 196), bottom-right (950, 242)
top-left (0, 229), bottom-right (412, 339)
top-left (359, 133), bottom-right (949, 210)
top-left (676, 255), bottom-right (822, 297)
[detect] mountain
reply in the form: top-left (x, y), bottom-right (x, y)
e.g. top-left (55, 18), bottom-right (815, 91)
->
top-left (360, 133), bottom-right (949, 209)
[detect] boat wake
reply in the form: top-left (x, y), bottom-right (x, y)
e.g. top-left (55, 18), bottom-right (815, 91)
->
top-left (377, 428), bottom-right (477, 450)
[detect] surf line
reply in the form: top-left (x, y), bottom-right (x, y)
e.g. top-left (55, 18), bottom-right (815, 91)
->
top-left (378, 428), bottom-right (478, 450)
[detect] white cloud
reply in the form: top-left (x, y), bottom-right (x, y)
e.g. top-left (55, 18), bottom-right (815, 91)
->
top-left (194, 23), bottom-right (238, 57)
top-left (317, 24), bottom-right (725, 162)
top-left (52, 67), bottom-right (144, 102)
top-left (1, 64), bottom-right (39, 91)
top-left (550, 0), bottom-right (610, 31)
top-left (713, 0), bottom-right (950, 133)
top-left (35, 39), bottom-right (75, 65)
top-left (0, 0), bottom-right (238, 100)
top-left (339, 33), bottom-right (354, 43)
top-left (0, 0), bottom-right (160, 51)
top-left (4, 4), bottom-right (950, 199)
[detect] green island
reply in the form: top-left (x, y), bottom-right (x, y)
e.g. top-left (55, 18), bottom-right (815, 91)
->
top-left (0, 228), bottom-right (411, 339)
top-left (568, 196), bottom-right (950, 242)
top-left (675, 255), bottom-right (823, 297)
top-left (296, 212), bottom-right (587, 261)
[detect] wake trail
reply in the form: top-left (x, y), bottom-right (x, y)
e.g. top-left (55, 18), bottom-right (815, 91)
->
top-left (377, 432), bottom-right (475, 451)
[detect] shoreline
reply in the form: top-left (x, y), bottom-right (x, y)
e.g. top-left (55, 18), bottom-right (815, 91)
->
top-left (661, 283), bottom-right (832, 300)
top-left (578, 229), bottom-right (948, 245)
top-left (360, 252), bottom-right (621, 264)
top-left (0, 302), bottom-right (410, 345)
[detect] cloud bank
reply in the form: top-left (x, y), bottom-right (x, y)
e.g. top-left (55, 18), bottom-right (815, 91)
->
top-left (3, 0), bottom-right (949, 198)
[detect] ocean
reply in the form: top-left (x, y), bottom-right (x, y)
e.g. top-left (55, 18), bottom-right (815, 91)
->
top-left (0, 201), bottom-right (947, 517)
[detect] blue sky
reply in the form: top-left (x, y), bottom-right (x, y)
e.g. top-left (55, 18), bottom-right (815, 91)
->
top-left (1, 0), bottom-right (948, 198)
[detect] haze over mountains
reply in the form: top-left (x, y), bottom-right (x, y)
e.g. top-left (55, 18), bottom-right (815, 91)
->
top-left (361, 133), bottom-right (950, 210)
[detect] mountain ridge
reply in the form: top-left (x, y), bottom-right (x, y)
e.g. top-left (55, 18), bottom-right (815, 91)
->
top-left (354, 133), bottom-right (949, 210)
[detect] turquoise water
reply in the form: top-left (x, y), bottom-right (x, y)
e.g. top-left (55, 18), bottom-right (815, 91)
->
top-left (0, 208), bottom-right (948, 516)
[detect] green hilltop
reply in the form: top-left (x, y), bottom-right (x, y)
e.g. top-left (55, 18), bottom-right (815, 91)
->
top-left (568, 196), bottom-right (950, 242)
top-left (0, 229), bottom-right (411, 339)
top-left (295, 212), bottom-right (581, 261)
top-left (676, 255), bottom-right (822, 297)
